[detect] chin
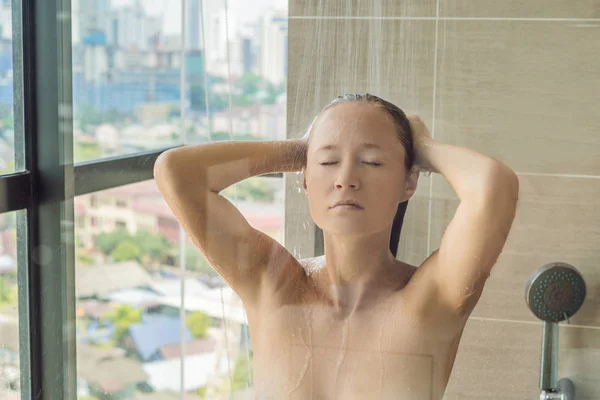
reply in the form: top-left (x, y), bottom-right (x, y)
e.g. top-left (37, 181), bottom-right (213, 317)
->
top-left (317, 220), bottom-right (379, 237)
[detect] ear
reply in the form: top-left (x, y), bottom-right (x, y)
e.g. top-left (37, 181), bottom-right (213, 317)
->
top-left (400, 165), bottom-right (420, 202)
top-left (303, 174), bottom-right (308, 193)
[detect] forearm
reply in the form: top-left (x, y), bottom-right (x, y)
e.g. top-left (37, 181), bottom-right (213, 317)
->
top-left (419, 139), bottom-right (518, 202)
top-left (155, 139), bottom-right (306, 192)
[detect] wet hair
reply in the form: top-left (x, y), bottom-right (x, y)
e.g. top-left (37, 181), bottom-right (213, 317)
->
top-left (307, 93), bottom-right (415, 170)
top-left (307, 93), bottom-right (413, 258)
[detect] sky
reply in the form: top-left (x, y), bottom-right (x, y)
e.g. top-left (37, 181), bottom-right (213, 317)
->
top-left (110, 0), bottom-right (287, 34)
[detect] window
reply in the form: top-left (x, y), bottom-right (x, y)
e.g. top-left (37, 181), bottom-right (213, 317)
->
top-left (0, 0), bottom-right (19, 175)
top-left (0, 211), bottom-right (21, 398)
top-left (72, 0), bottom-right (185, 163)
top-left (74, 176), bottom-right (282, 398)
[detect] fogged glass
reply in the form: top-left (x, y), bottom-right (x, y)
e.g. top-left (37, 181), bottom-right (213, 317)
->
top-left (74, 176), bottom-right (282, 398)
top-left (0, 211), bottom-right (20, 400)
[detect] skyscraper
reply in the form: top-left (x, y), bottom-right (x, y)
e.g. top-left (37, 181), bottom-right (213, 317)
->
top-left (259, 10), bottom-right (287, 85)
top-left (186, 0), bottom-right (202, 51)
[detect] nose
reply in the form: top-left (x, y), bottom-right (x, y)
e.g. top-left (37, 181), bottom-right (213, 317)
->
top-left (334, 163), bottom-right (360, 190)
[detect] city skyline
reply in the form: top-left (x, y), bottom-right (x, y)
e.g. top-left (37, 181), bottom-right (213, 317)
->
top-left (111, 0), bottom-right (287, 35)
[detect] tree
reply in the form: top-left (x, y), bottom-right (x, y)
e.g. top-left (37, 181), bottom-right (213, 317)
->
top-left (74, 141), bottom-right (104, 162)
top-left (231, 351), bottom-right (253, 392)
top-left (232, 73), bottom-right (285, 106)
top-left (103, 304), bottom-right (142, 344)
top-left (174, 243), bottom-right (219, 278)
top-left (94, 228), bottom-right (171, 265)
top-left (190, 82), bottom-right (228, 112)
top-left (222, 179), bottom-right (275, 203)
top-left (111, 241), bottom-right (140, 262)
top-left (186, 311), bottom-right (211, 338)
top-left (0, 276), bottom-right (17, 305)
top-left (176, 244), bottom-right (218, 277)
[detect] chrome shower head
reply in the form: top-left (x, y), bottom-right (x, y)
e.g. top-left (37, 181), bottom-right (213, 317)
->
top-left (526, 262), bottom-right (586, 323)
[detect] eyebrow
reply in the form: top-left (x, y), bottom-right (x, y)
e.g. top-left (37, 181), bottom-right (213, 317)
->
top-left (317, 143), bottom-right (383, 151)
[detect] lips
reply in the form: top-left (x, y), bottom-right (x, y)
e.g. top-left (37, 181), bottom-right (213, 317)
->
top-left (331, 201), bottom-right (363, 209)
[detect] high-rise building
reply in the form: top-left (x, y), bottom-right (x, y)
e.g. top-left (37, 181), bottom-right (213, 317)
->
top-left (186, 0), bottom-right (202, 51)
top-left (204, 7), bottom-right (242, 79)
top-left (259, 10), bottom-right (287, 85)
top-left (73, 0), bottom-right (111, 45)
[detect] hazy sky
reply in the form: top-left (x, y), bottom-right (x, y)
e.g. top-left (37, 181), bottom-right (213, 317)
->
top-left (111, 0), bottom-right (287, 34)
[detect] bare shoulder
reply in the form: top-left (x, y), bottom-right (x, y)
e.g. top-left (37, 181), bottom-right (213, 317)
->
top-left (397, 253), bottom-right (458, 316)
top-left (249, 253), bottom-right (309, 312)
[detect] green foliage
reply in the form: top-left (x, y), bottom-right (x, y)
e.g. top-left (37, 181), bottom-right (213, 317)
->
top-left (134, 230), bottom-right (171, 262)
top-left (232, 73), bottom-right (284, 107)
top-left (94, 228), bottom-right (171, 265)
top-left (111, 241), bottom-right (140, 262)
top-left (190, 73), bottom-right (284, 113)
top-left (75, 104), bottom-right (129, 129)
top-left (103, 304), bottom-right (142, 344)
top-left (186, 311), bottom-right (211, 339)
top-left (95, 228), bottom-right (129, 255)
top-left (74, 141), bottom-right (104, 162)
top-left (176, 244), bottom-right (218, 277)
top-left (231, 351), bottom-right (253, 392)
top-left (190, 82), bottom-right (228, 111)
top-left (222, 179), bottom-right (274, 203)
top-left (196, 386), bottom-right (207, 398)
top-left (0, 276), bottom-right (17, 305)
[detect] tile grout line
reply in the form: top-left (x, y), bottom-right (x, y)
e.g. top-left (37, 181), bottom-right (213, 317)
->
top-left (516, 172), bottom-right (600, 179)
top-left (471, 316), bottom-right (600, 330)
top-left (288, 16), bottom-right (600, 22)
top-left (426, 0), bottom-right (440, 257)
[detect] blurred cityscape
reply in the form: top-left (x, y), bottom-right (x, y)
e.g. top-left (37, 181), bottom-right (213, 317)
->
top-left (0, 0), bottom-right (288, 399)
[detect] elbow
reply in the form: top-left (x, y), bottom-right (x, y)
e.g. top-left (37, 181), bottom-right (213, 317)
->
top-left (492, 161), bottom-right (519, 200)
top-left (482, 162), bottom-right (519, 212)
top-left (153, 150), bottom-right (187, 191)
top-left (153, 150), bottom-right (173, 187)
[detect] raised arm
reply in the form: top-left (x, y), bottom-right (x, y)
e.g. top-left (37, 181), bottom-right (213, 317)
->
top-left (410, 116), bottom-right (519, 317)
top-left (153, 139), bottom-right (307, 304)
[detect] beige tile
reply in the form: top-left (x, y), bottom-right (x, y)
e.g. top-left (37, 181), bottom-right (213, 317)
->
top-left (435, 20), bottom-right (600, 175)
top-left (444, 318), bottom-right (600, 399)
top-left (428, 175), bottom-right (600, 326)
top-left (560, 324), bottom-right (600, 399)
top-left (290, 0), bottom-right (436, 18)
top-left (287, 18), bottom-right (436, 137)
top-left (283, 173), bottom-right (318, 258)
top-left (286, 17), bottom-right (436, 255)
top-left (396, 177), bottom-right (431, 266)
top-left (440, 0), bottom-right (600, 19)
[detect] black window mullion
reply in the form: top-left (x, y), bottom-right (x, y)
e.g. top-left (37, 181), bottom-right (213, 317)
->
top-left (22, 0), bottom-right (77, 399)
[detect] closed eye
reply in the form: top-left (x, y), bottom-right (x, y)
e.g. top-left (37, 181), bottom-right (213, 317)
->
top-left (319, 162), bottom-right (382, 166)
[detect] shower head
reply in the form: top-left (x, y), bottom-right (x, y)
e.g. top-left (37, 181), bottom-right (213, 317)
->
top-left (526, 262), bottom-right (586, 323)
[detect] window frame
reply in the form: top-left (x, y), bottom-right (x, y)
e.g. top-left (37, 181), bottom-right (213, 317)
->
top-left (0, 2), bottom-right (321, 400)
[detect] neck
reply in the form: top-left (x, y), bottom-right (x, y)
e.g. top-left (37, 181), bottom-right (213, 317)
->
top-left (319, 229), bottom-right (401, 312)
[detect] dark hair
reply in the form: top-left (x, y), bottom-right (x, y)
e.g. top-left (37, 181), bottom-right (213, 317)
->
top-left (308, 93), bottom-right (413, 258)
top-left (308, 93), bottom-right (415, 170)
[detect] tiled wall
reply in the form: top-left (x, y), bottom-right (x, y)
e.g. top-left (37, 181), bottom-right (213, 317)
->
top-left (285, 1), bottom-right (600, 398)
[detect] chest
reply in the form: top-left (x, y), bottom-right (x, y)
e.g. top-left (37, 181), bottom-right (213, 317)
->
top-left (248, 299), bottom-right (463, 400)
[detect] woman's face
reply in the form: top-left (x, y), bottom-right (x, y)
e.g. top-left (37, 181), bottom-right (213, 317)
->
top-left (304, 102), bottom-right (417, 236)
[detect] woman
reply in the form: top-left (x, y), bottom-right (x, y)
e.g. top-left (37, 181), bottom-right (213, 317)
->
top-left (154, 93), bottom-right (519, 399)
